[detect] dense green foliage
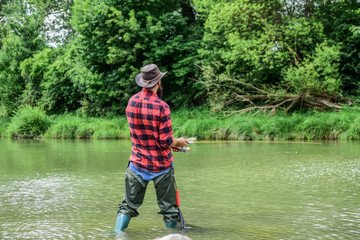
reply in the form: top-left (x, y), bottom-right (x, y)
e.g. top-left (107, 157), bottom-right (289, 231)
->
top-left (1, 0), bottom-right (203, 116)
top-left (0, 0), bottom-right (359, 117)
top-left (1, 108), bottom-right (360, 140)
top-left (316, 1), bottom-right (360, 95)
top-left (283, 43), bottom-right (341, 96)
top-left (196, 0), bottom-right (360, 110)
top-left (6, 105), bottom-right (51, 137)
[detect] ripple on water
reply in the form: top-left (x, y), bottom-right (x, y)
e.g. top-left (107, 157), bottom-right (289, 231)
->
top-left (2, 141), bottom-right (360, 240)
top-left (280, 158), bottom-right (360, 239)
top-left (0, 173), bottom-right (113, 239)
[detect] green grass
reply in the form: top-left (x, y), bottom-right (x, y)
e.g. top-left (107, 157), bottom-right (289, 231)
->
top-left (295, 111), bottom-right (351, 140)
top-left (1, 107), bottom-right (359, 140)
top-left (173, 108), bottom-right (360, 141)
top-left (44, 115), bottom-right (129, 139)
top-left (0, 117), bottom-right (9, 137)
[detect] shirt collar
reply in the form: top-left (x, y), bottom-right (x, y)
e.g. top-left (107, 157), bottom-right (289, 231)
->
top-left (142, 88), bottom-right (158, 97)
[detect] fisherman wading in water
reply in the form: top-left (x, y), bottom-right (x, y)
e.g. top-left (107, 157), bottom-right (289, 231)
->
top-left (114, 64), bottom-right (189, 232)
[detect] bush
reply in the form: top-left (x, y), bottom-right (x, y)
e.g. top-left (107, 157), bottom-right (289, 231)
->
top-left (7, 105), bottom-right (51, 138)
top-left (284, 43), bottom-right (341, 96)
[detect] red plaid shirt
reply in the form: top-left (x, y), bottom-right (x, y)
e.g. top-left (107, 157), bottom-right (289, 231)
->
top-left (126, 88), bottom-right (174, 172)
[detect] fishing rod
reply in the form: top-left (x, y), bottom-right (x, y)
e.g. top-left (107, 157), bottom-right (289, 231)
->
top-left (176, 188), bottom-right (187, 230)
top-left (190, 140), bottom-right (322, 145)
top-left (174, 140), bottom-right (194, 229)
top-left (177, 139), bottom-right (321, 153)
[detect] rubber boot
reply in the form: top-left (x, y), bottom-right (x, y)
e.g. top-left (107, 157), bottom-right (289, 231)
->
top-left (164, 221), bottom-right (178, 229)
top-left (114, 214), bottom-right (131, 232)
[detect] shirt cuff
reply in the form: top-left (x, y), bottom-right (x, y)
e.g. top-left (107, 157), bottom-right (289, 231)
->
top-left (166, 137), bottom-right (174, 148)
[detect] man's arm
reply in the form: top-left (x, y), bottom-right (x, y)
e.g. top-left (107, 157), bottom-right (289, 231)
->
top-left (159, 104), bottom-right (188, 150)
top-left (170, 138), bottom-right (189, 150)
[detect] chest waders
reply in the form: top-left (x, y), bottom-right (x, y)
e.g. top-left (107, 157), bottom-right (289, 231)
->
top-left (114, 167), bottom-right (184, 232)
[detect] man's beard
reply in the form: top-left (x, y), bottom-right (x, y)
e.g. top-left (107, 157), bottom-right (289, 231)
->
top-left (157, 86), bottom-right (163, 98)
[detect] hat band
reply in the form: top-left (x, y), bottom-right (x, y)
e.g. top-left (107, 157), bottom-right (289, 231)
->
top-left (142, 72), bottom-right (161, 84)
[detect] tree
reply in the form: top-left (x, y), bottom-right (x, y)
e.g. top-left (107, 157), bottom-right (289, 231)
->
top-left (0, 0), bottom-right (47, 116)
top-left (195, 0), bottom-right (350, 114)
top-left (0, 34), bottom-right (31, 116)
top-left (0, 0), bottom-right (77, 116)
top-left (69, 0), bottom-right (203, 115)
top-left (316, 0), bottom-right (360, 96)
top-left (41, 0), bottom-right (75, 46)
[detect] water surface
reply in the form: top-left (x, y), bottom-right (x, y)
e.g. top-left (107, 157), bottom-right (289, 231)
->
top-left (1, 139), bottom-right (360, 239)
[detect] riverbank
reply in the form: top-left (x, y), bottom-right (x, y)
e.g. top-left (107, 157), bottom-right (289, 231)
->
top-left (0, 108), bottom-right (359, 140)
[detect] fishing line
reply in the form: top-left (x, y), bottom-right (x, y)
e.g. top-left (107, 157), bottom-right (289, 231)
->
top-left (191, 140), bottom-right (321, 144)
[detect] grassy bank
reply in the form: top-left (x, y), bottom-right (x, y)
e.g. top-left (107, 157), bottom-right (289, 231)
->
top-left (45, 115), bottom-right (130, 139)
top-left (172, 109), bottom-right (360, 141)
top-left (1, 107), bottom-right (360, 140)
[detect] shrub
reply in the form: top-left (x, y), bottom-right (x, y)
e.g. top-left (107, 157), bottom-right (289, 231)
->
top-left (7, 105), bottom-right (51, 138)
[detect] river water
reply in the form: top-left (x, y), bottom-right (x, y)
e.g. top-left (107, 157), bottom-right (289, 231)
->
top-left (0, 139), bottom-right (359, 239)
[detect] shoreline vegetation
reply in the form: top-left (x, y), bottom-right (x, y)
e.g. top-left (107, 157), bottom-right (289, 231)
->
top-left (0, 106), bottom-right (359, 141)
top-left (1, 1), bottom-right (360, 146)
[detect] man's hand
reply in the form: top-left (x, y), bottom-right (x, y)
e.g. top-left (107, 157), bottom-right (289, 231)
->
top-left (170, 138), bottom-right (189, 151)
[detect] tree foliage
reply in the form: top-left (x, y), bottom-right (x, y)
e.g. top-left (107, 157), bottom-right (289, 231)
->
top-left (196, 0), bottom-right (359, 114)
top-left (68, 0), bottom-right (203, 115)
top-left (0, 0), bottom-right (359, 117)
top-left (283, 43), bottom-right (341, 96)
top-left (0, 0), bottom-right (54, 116)
top-left (0, 34), bottom-right (31, 116)
top-left (316, 0), bottom-right (360, 96)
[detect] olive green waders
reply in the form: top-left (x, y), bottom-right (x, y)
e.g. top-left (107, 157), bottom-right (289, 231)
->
top-left (117, 167), bottom-right (179, 225)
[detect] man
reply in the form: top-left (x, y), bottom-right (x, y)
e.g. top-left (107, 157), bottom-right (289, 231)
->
top-left (114, 64), bottom-right (189, 232)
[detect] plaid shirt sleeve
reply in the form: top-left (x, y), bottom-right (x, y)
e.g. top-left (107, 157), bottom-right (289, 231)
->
top-left (159, 104), bottom-right (174, 148)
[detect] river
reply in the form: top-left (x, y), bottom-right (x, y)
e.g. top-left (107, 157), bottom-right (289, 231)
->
top-left (1, 139), bottom-right (359, 239)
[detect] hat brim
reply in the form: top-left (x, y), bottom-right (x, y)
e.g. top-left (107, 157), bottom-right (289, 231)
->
top-left (135, 72), bottom-right (167, 88)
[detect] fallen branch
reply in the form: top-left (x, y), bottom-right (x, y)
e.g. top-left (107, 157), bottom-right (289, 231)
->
top-left (222, 98), bottom-right (295, 117)
top-left (192, 67), bottom-right (351, 116)
top-left (219, 91), bottom-right (347, 117)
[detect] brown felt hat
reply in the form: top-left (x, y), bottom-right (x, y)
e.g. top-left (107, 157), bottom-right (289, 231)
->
top-left (135, 64), bottom-right (167, 88)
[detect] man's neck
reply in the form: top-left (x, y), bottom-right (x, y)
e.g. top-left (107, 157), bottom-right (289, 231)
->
top-left (149, 85), bottom-right (159, 93)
